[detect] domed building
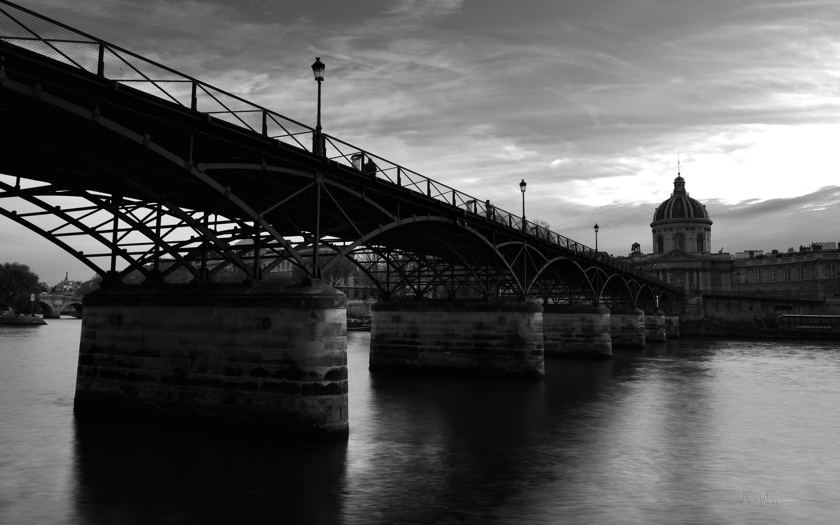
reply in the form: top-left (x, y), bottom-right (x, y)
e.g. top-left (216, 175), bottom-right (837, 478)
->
top-left (650, 173), bottom-right (712, 256)
top-left (622, 169), bottom-right (840, 321)
top-left (625, 171), bottom-right (731, 301)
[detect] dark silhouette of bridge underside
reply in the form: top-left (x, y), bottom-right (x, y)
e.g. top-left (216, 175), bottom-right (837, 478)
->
top-left (0, 1), bottom-right (680, 310)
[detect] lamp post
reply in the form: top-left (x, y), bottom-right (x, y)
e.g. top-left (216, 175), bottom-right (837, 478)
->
top-left (594, 223), bottom-right (599, 254)
top-left (310, 57), bottom-right (326, 279)
top-left (311, 57), bottom-right (325, 157)
top-left (519, 179), bottom-right (527, 231)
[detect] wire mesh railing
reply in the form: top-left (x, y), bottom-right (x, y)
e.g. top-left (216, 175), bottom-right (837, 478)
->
top-left (0, 0), bottom-right (668, 289)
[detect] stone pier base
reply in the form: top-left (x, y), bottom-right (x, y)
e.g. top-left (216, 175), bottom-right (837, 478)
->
top-left (644, 310), bottom-right (667, 342)
top-left (610, 307), bottom-right (646, 349)
top-left (543, 304), bottom-right (612, 358)
top-left (370, 299), bottom-right (544, 378)
top-left (665, 316), bottom-right (680, 338)
top-left (74, 280), bottom-right (348, 441)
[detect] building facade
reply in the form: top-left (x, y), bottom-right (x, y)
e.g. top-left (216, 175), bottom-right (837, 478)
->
top-left (620, 174), bottom-right (840, 311)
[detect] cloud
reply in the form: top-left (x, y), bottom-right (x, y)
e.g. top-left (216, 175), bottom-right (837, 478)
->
top-left (385, 0), bottom-right (465, 20)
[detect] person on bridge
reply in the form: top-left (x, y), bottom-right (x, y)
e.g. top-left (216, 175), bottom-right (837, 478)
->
top-left (363, 158), bottom-right (378, 175)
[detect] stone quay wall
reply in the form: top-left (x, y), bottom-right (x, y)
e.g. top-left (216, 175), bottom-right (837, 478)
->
top-left (75, 280), bottom-right (348, 440)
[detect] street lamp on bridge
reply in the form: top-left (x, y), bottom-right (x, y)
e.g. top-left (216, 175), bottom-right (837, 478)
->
top-left (519, 179), bottom-right (527, 230)
top-left (594, 223), bottom-right (599, 253)
top-left (311, 57), bottom-right (326, 157)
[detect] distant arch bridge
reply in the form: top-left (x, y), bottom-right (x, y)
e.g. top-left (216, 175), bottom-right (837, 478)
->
top-left (36, 292), bottom-right (83, 318)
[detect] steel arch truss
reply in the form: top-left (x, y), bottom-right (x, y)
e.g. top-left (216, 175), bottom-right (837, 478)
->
top-left (0, 177), bottom-right (315, 284)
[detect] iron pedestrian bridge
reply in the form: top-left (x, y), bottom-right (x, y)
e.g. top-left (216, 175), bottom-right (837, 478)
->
top-left (0, 1), bottom-right (680, 311)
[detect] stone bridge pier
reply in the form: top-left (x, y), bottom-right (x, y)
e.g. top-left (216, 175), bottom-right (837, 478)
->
top-left (74, 280), bottom-right (348, 441)
top-left (369, 299), bottom-right (545, 378)
top-left (542, 304), bottom-right (612, 359)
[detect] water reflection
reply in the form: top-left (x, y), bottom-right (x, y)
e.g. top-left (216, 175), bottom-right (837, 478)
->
top-left (4, 324), bottom-right (840, 524)
top-left (339, 335), bottom-right (638, 524)
top-left (72, 416), bottom-right (348, 524)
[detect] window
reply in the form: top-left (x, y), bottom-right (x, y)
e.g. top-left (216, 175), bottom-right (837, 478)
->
top-left (696, 234), bottom-right (705, 253)
top-left (657, 236), bottom-right (664, 253)
top-left (674, 233), bottom-right (685, 251)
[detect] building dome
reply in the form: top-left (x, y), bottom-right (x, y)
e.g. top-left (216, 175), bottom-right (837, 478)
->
top-left (652, 175), bottom-right (711, 222)
top-left (650, 173), bottom-right (712, 255)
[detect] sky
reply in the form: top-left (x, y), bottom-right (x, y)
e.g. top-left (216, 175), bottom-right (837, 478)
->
top-left (2, 0), bottom-right (840, 285)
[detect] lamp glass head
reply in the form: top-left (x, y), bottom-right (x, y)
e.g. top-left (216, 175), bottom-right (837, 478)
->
top-left (311, 57), bottom-right (325, 82)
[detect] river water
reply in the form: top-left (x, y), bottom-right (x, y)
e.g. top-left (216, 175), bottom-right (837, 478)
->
top-left (1, 319), bottom-right (838, 524)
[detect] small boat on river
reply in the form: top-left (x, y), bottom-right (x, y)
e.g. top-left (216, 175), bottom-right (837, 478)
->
top-left (347, 315), bottom-right (371, 332)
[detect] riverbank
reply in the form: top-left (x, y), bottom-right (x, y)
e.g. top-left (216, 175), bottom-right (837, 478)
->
top-left (0, 313), bottom-right (47, 326)
top-left (681, 317), bottom-right (840, 339)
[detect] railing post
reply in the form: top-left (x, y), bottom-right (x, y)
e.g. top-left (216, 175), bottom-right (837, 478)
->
top-left (191, 82), bottom-right (198, 111)
top-left (262, 110), bottom-right (268, 136)
top-left (397, 167), bottom-right (402, 187)
top-left (97, 44), bottom-right (105, 77)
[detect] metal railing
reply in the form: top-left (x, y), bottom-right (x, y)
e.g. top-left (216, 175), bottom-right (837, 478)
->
top-left (0, 0), bottom-right (668, 289)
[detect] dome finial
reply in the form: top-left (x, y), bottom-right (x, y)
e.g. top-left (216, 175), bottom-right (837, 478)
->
top-left (672, 155), bottom-right (686, 196)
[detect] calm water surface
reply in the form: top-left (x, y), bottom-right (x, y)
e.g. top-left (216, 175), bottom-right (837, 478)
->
top-left (1, 320), bottom-right (839, 524)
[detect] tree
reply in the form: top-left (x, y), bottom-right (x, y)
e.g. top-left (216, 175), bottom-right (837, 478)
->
top-left (76, 274), bottom-right (103, 295)
top-left (321, 255), bottom-right (358, 288)
top-left (0, 262), bottom-right (40, 313)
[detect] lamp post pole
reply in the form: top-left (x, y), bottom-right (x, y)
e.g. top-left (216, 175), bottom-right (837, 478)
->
top-left (519, 179), bottom-right (527, 231)
top-left (310, 57), bottom-right (326, 280)
top-left (311, 57), bottom-right (325, 157)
